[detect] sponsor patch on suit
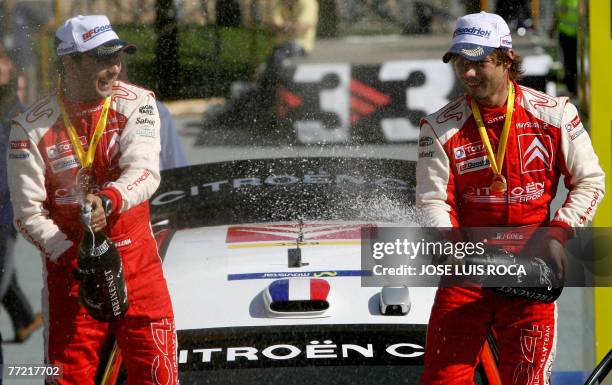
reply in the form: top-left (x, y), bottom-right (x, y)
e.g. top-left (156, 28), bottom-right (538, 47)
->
top-left (456, 156), bottom-right (490, 174)
top-left (453, 141), bottom-right (485, 160)
top-left (51, 155), bottom-right (79, 174)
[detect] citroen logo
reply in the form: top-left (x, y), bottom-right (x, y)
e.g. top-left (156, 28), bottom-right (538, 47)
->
top-left (523, 138), bottom-right (550, 168)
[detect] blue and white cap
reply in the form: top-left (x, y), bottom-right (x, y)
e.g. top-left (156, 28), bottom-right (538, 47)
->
top-left (443, 12), bottom-right (512, 63)
top-left (56, 15), bottom-right (136, 57)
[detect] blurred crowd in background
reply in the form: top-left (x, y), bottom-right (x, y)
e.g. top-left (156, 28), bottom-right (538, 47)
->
top-left (45, 0), bottom-right (558, 36)
top-left (0, 1), bottom-right (576, 102)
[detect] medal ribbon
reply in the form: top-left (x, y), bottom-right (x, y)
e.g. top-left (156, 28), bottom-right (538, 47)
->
top-left (58, 90), bottom-right (111, 169)
top-left (470, 82), bottom-right (515, 178)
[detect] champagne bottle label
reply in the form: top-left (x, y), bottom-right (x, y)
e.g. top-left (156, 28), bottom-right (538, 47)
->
top-left (76, 203), bottom-right (129, 321)
top-left (90, 239), bottom-right (110, 257)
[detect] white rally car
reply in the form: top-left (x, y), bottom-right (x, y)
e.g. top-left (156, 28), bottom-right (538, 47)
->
top-left (101, 157), bottom-right (504, 385)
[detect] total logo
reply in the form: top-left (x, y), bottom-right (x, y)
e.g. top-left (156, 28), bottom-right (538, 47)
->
top-left (518, 134), bottom-right (553, 173)
top-left (46, 137), bottom-right (87, 159)
top-left (454, 141), bottom-right (485, 160)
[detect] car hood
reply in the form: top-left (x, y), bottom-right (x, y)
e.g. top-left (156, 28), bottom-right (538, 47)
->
top-left (162, 221), bottom-right (436, 331)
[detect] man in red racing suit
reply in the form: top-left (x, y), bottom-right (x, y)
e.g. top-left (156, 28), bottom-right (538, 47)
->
top-left (6, 15), bottom-right (178, 385)
top-left (416, 12), bottom-right (605, 385)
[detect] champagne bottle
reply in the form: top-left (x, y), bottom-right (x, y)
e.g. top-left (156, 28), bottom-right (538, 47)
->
top-left (75, 203), bottom-right (129, 321)
top-left (466, 249), bottom-right (564, 303)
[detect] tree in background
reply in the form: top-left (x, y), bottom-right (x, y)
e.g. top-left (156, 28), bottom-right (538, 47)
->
top-left (155, 0), bottom-right (180, 98)
top-left (317, 0), bottom-right (337, 38)
top-left (216, 0), bottom-right (242, 27)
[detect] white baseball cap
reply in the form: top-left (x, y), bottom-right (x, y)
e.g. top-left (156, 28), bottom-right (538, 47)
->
top-left (443, 12), bottom-right (512, 63)
top-left (56, 15), bottom-right (136, 57)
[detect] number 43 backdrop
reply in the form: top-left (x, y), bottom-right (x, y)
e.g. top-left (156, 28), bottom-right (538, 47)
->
top-left (277, 57), bottom-right (551, 144)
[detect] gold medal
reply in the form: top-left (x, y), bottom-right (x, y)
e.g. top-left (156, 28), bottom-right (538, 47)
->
top-left (58, 83), bottom-right (111, 197)
top-left (491, 174), bottom-right (507, 194)
top-left (470, 82), bottom-right (515, 197)
top-left (76, 167), bottom-right (94, 194)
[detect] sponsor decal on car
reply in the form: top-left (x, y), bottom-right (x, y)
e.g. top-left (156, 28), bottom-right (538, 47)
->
top-left (151, 174), bottom-right (412, 206)
top-left (178, 333), bottom-right (424, 368)
top-left (228, 270), bottom-right (367, 281)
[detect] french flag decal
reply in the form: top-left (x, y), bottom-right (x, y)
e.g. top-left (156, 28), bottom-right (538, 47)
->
top-left (266, 279), bottom-right (331, 314)
top-left (268, 279), bottom-right (330, 302)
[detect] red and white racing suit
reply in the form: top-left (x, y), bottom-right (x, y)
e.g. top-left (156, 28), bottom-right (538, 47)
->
top-left (7, 81), bottom-right (178, 385)
top-left (416, 83), bottom-right (605, 384)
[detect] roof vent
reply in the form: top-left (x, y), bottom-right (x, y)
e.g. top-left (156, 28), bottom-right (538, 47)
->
top-left (379, 286), bottom-right (410, 316)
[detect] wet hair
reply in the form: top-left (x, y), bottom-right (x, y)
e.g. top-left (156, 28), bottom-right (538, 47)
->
top-left (490, 48), bottom-right (524, 81)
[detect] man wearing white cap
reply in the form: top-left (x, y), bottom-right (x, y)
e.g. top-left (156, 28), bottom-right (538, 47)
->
top-left (7, 15), bottom-right (178, 384)
top-left (417, 12), bottom-right (604, 384)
